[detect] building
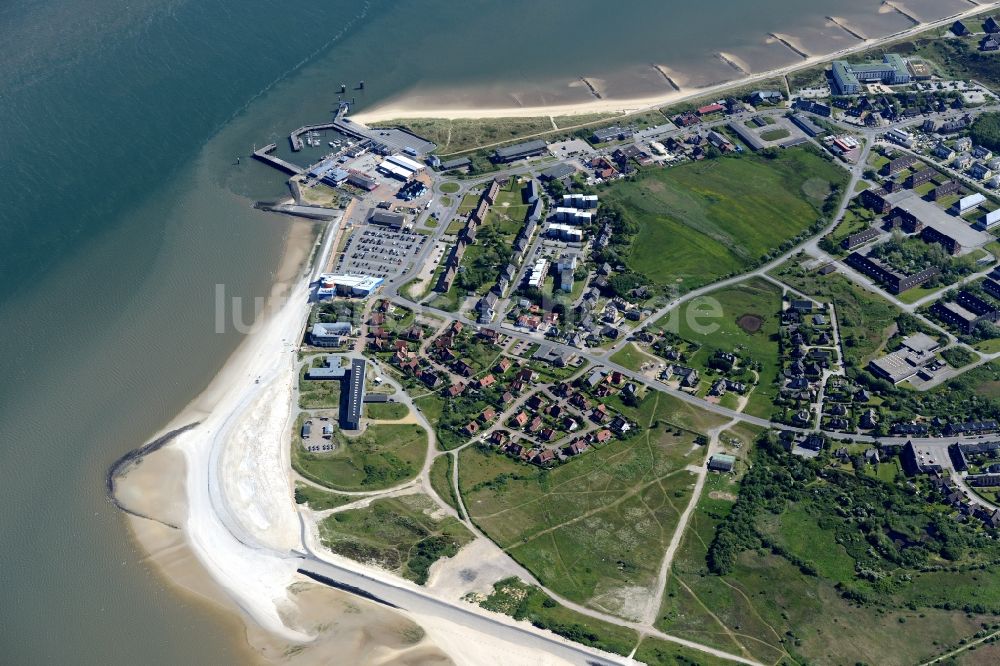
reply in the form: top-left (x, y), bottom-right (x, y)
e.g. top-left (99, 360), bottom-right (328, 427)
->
top-left (540, 163), bottom-right (577, 181)
top-left (885, 206), bottom-right (922, 233)
top-left (750, 90), bottom-right (783, 105)
top-left (952, 192), bottom-right (984, 214)
top-left (842, 226), bottom-right (880, 250)
top-left (309, 322), bottom-right (352, 347)
top-left (547, 223), bottom-right (584, 242)
top-left (971, 163), bottom-right (994, 181)
top-left (493, 139), bottom-right (548, 163)
top-left (885, 154), bottom-right (917, 175)
top-left (790, 113), bottom-right (824, 137)
top-left (727, 121), bottom-right (767, 151)
top-left (860, 188), bottom-right (891, 214)
top-left (920, 226), bottom-right (962, 255)
top-left (378, 153), bottom-right (424, 180)
top-left (845, 252), bottom-right (939, 294)
top-left (590, 126), bottom-right (633, 143)
top-left (933, 143), bottom-right (955, 161)
top-left (368, 210), bottom-right (406, 229)
top-left (439, 157), bottom-right (471, 171)
top-left (981, 209), bottom-right (1000, 229)
top-left (306, 355), bottom-right (349, 379)
top-left (933, 291), bottom-right (1000, 333)
top-left (524, 179), bottom-right (541, 204)
top-left (553, 207), bottom-right (592, 224)
top-left (316, 273), bottom-right (385, 298)
top-left (867, 333), bottom-right (938, 383)
top-left (792, 99), bottom-right (832, 117)
top-left (556, 254), bottom-right (577, 293)
top-left (831, 54), bottom-right (910, 95)
top-left (697, 102), bottom-right (725, 116)
top-left (346, 170), bottom-right (378, 191)
top-left (886, 127), bottom-right (914, 148)
top-left (953, 20), bottom-right (968, 35)
top-left (707, 454), bottom-right (736, 473)
top-left (343, 358), bottom-right (366, 430)
top-left (562, 193), bottom-right (598, 209)
top-left (526, 258), bottom-right (549, 288)
top-left (906, 167), bottom-right (936, 189)
top-left (930, 180), bottom-right (959, 201)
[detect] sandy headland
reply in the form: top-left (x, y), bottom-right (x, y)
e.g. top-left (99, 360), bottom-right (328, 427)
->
top-left (110, 217), bottom-right (612, 665)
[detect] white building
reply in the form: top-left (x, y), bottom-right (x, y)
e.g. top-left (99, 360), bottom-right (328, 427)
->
top-left (527, 258), bottom-right (549, 288)
top-left (553, 207), bottom-right (592, 224)
top-left (886, 127), bottom-right (913, 148)
top-left (316, 273), bottom-right (385, 298)
top-left (546, 223), bottom-right (584, 242)
top-left (377, 154), bottom-right (424, 180)
top-left (562, 194), bottom-right (599, 209)
top-left (956, 192), bottom-right (986, 213)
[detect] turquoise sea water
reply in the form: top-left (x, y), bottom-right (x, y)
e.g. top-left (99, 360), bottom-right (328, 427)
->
top-left (0, 0), bottom-right (972, 662)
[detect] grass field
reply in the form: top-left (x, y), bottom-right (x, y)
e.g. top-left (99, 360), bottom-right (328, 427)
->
top-left (429, 454), bottom-right (462, 517)
top-left (372, 117), bottom-right (554, 155)
top-left (601, 148), bottom-right (847, 293)
top-left (318, 494), bottom-right (473, 584)
top-left (634, 637), bottom-right (735, 666)
top-left (439, 181), bottom-right (460, 194)
top-left (364, 401), bottom-right (409, 420)
top-left (656, 473), bottom-right (994, 665)
top-left (759, 128), bottom-right (789, 142)
top-left (609, 342), bottom-right (660, 372)
top-left (298, 360), bottom-right (341, 409)
top-left (459, 391), bottom-right (709, 618)
top-left (476, 576), bottom-right (640, 656)
top-left (292, 423), bottom-right (427, 491)
top-left (293, 482), bottom-right (353, 511)
top-left (661, 278), bottom-right (783, 418)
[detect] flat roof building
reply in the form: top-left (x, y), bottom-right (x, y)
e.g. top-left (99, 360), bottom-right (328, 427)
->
top-left (343, 359), bottom-right (366, 430)
top-left (494, 139), bottom-right (548, 162)
top-left (368, 210), bottom-right (406, 229)
top-left (831, 54), bottom-right (910, 94)
top-left (316, 273), bottom-right (384, 298)
top-left (309, 322), bottom-right (352, 347)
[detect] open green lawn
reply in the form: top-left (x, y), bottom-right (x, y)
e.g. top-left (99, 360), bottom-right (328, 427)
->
top-left (759, 128), bottom-right (789, 142)
top-left (602, 148), bottom-right (847, 293)
top-left (429, 454), bottom-right (462, 517)
top-left (363, 401), bottom-right (409, 420)
top-left (459, 392), bottom-right (708, 618)
top-left (292, 423), bottom-right (427, 491)
top-left (439, 181), bottom-right (460, 194)
top-left (609, 342), bottom-right (660, 372)
top-left (660, 278), bottom-right (783, 418)
top-left (298, 360), bottom-right (341, 409)
top-left (318, 494), bottom-right (473, 584)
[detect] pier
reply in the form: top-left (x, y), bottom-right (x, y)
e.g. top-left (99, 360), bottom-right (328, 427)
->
top-left (251, 143), bottom-right (305, 175)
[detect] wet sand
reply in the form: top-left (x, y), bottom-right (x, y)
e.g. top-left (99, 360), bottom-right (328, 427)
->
top-left (353, 2), bottom-right (999, 124)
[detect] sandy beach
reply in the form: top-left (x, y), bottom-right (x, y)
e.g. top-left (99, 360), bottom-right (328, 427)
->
top-left (352, 2), bottom-right (999, 125)
top-left (112, 216), bottom-right (615, 665)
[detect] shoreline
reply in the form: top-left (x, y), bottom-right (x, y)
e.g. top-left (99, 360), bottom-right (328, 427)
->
top-left (352, 2), bottom-right (999, 125)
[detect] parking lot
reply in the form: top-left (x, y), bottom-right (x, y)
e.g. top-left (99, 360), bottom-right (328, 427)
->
top-left (334, 225), bottom-right (427, 280)
top-left (301, 415), bottom-right (337, 453)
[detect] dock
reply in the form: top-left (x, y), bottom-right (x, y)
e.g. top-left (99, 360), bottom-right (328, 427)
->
top-left (252, 143), bottom-right (305, 175)
top-left (289, 123), bottom-right (340, 151)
